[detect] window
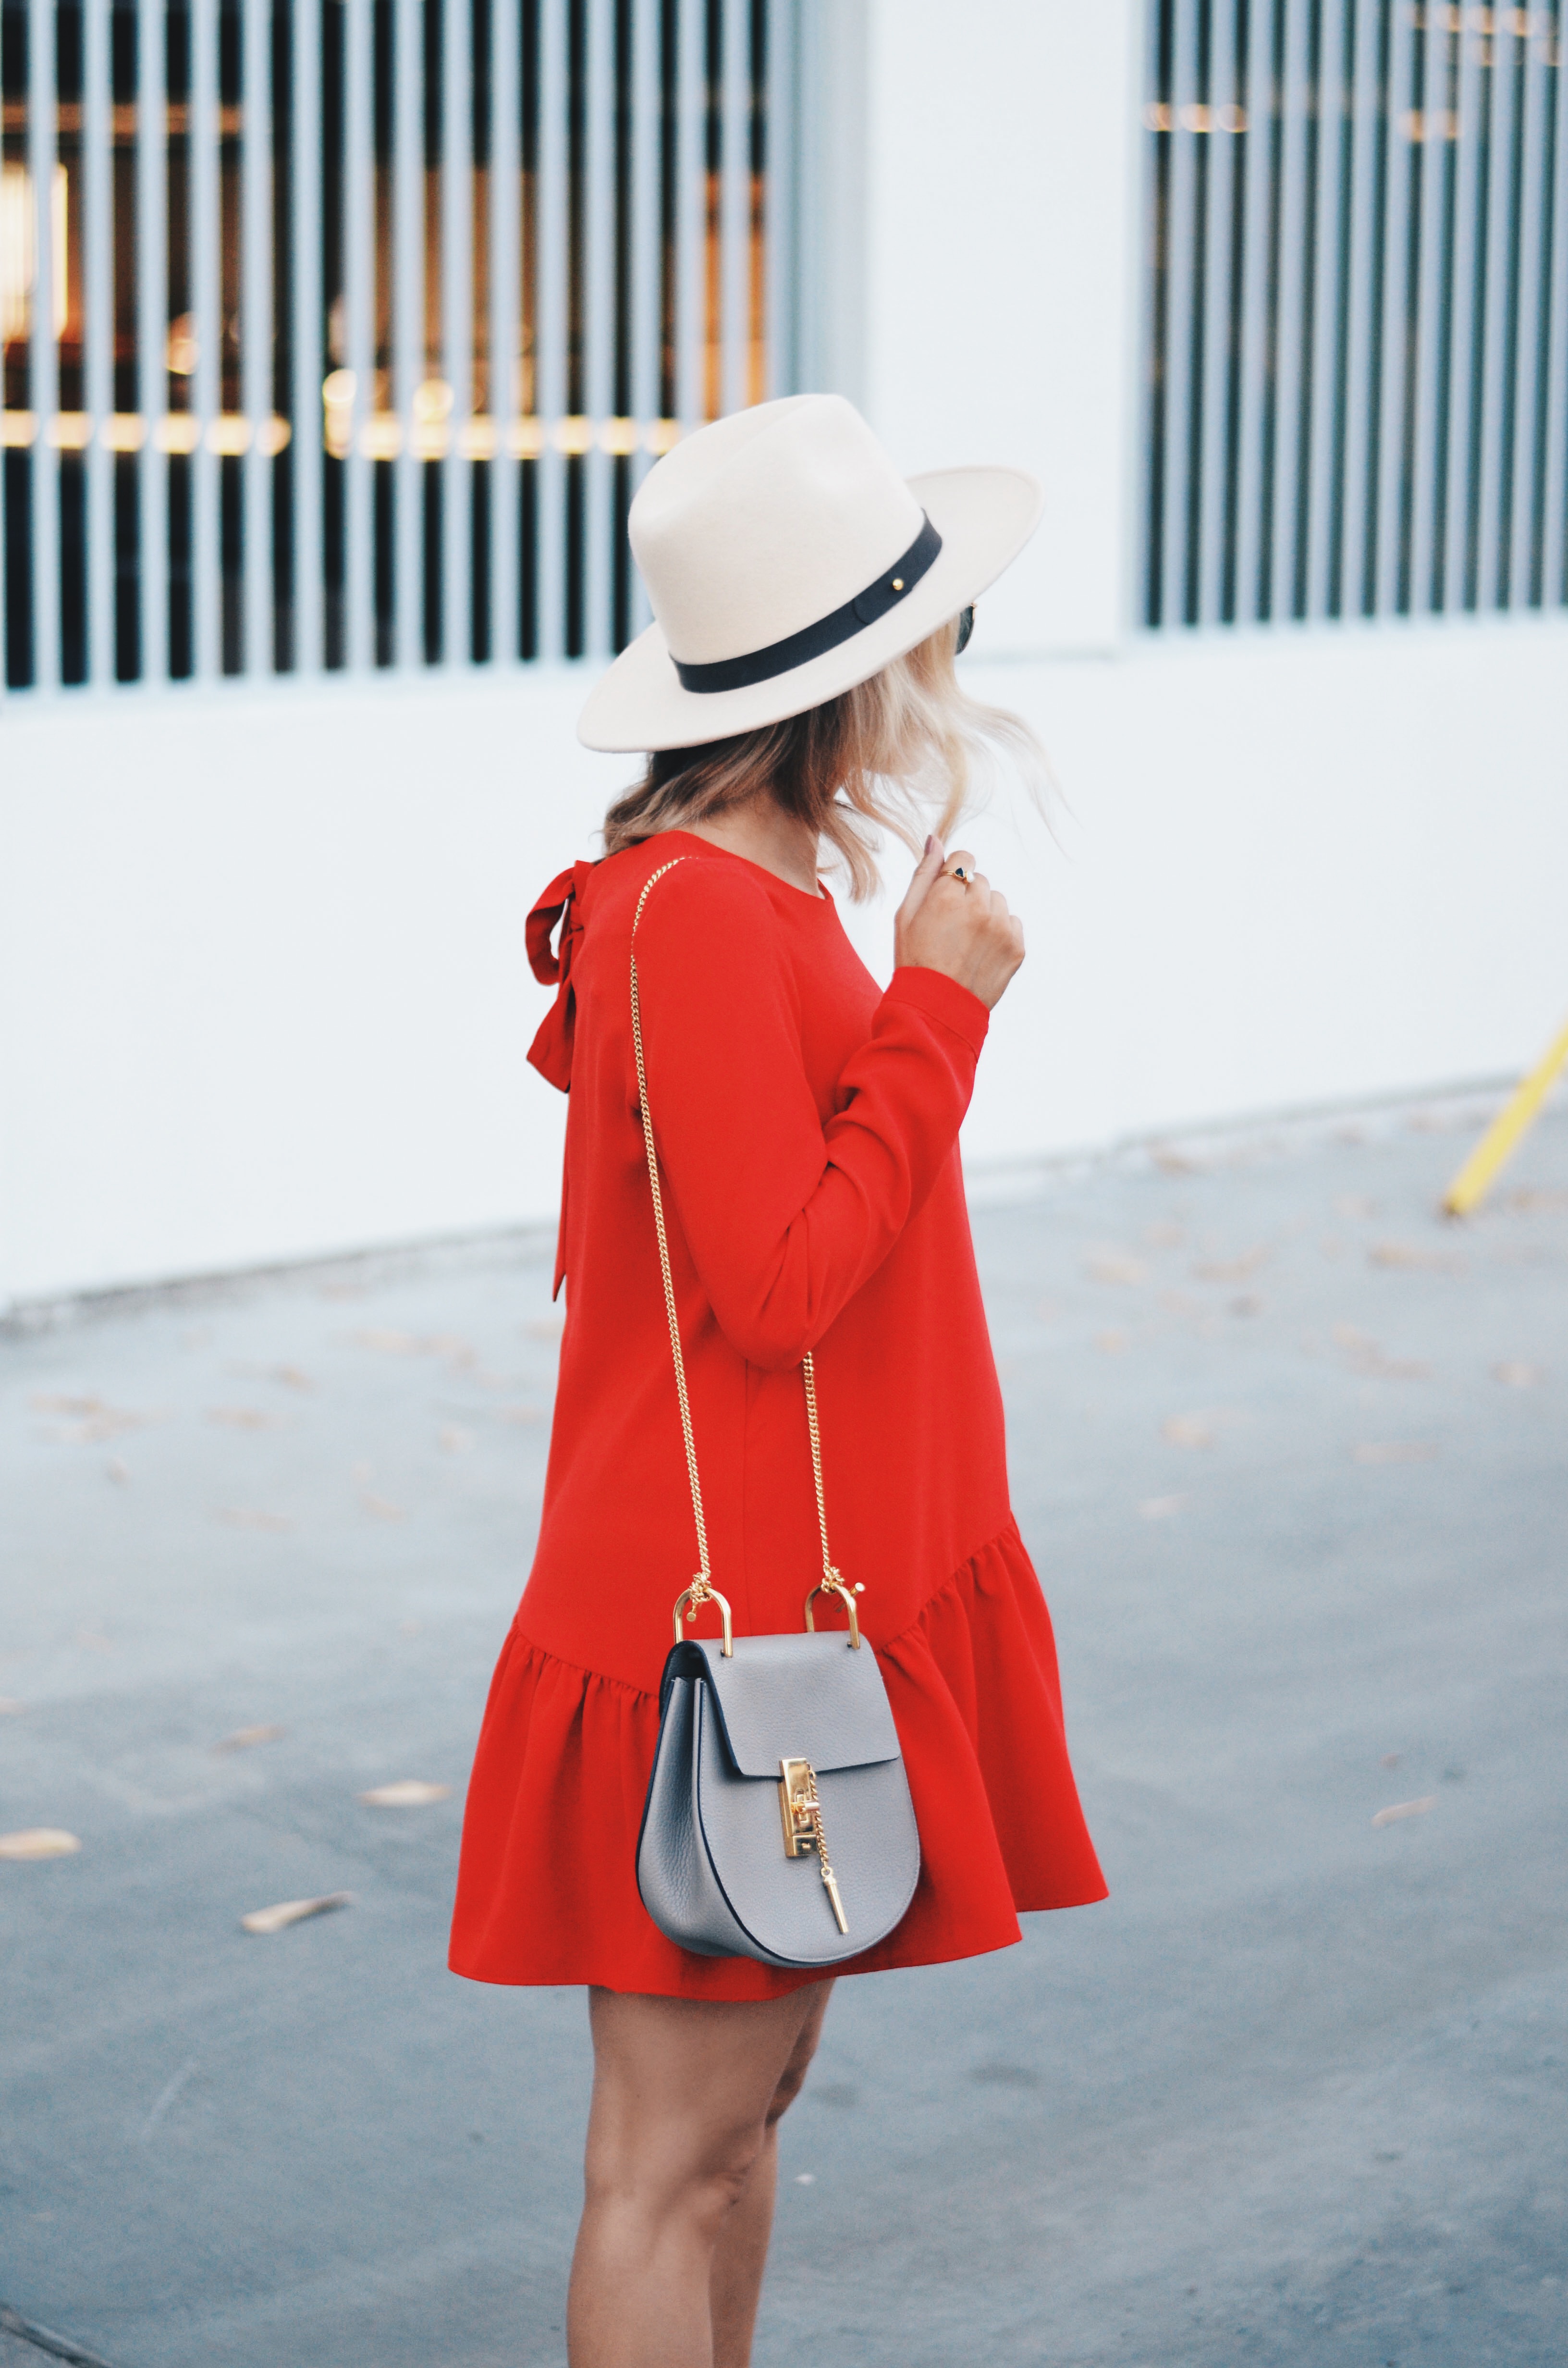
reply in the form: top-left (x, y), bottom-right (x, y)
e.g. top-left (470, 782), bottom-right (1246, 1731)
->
top-left (1143, 0), bottom-right (1568, 628)
top-left (0, 0), bottom-right (801, 691)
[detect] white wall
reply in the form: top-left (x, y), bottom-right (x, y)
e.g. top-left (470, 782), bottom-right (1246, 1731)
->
top-left (859, 0), bottom-right (1140, 653)
top-left (0, 671), bottom-right (619, 1305)
top-left (5, 613), bottom-right (1566, 1307)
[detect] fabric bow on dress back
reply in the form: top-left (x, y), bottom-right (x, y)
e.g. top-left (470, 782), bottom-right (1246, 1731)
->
top-left (526, 859), bottom-right (597, 1092)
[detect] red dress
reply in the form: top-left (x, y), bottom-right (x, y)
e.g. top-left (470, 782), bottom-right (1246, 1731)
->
top-left (449, 831), bottom-right (1105, 1999)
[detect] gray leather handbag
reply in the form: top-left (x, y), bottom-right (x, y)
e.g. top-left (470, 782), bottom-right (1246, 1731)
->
top-left (629, 861), bottom-right (921, 1969)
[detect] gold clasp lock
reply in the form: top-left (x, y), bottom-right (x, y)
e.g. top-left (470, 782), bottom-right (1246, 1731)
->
top-left (778, 1757), bottom-right (820, 1857)
top-left (803, 1569), bottom-right (864, 1648)
top-left (673, 1580), bottom-right (734, 1656)
top-left (778, 1756), bottom-right (849, 1933)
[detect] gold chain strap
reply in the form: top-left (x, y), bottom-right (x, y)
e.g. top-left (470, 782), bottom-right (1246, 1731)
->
top-left (630, 863), bottom-right (714, 1602)
top-left (800, 1349), bottom-right (837, 1592)
top-left (630, 860), bottom-right (853, 1638)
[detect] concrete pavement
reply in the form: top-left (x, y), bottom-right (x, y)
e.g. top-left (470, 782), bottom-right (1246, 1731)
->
top-left (2, 1102), bottom-right (1566, 2365)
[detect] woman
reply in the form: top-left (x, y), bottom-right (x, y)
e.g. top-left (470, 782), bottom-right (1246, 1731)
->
top-left (450, 395), bottom-right (1105, 2367)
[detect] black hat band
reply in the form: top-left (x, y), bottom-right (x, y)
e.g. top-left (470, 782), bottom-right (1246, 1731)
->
top-left (671, 513), bottom-right (943, 694)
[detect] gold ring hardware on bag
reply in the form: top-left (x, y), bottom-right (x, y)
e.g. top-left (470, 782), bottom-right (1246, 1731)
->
top-left (673, 1580), bottom-right (734, 1655)
top-left (803, 1572), bottom-right (865, 1649)
top-left (778, 1757), bottom-right (849, 1934)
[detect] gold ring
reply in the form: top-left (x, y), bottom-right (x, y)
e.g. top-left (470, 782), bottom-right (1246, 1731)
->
top-left (950, 864), bottom-right (969, 884)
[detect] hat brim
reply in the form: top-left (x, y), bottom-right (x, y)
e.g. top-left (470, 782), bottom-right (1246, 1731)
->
top-left (576, 465), bottom-right (1043, 754)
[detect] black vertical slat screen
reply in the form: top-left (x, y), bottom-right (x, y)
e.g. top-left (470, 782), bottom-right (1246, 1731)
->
top-left (0, 0), bottom-right (793, 691)
top-left (1144, 0), bottom-right (1568, 629)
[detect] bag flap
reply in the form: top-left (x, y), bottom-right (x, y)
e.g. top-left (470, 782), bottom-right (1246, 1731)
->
top-left (676, 1631), bottom-right (902, 1777)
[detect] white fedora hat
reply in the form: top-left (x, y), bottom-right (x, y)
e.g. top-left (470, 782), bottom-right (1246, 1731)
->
top-left (576, 394), bottom-right (1042, 753)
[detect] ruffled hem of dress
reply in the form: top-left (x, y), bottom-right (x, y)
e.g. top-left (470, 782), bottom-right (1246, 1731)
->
top-left (448, 1517), bottom-right (1107, 2001)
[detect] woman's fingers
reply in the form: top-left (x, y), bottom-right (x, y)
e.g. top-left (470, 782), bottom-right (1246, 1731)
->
top-left (897, 835), bottom-right (948, 928)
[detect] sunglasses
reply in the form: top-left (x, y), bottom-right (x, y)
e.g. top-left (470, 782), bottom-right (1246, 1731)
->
top-left (955, 605), bottom-right (976, 656)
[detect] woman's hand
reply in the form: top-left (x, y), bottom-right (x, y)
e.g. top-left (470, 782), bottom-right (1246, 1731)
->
top-left (894, 838), bottom-right (1025, 1011)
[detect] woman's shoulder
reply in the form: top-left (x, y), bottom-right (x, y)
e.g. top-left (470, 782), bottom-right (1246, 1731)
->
top-left (594, 836), bottom-right (782, 948)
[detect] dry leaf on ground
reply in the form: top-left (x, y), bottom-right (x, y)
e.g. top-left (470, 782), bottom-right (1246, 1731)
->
top-left (1332, 1325), bottom-right (1433, 1379)
top-left (228, 1361), bottom-right (315, 1392)
top-left (359, 1492), bottom-right (406, 1522)
top-left (1506, 1187), bottom-right (1568, 1213)
top-left (33, 1393), bottom-right (158, 1443)
top-left (1370, 1241), bottom-right (1457, 1272)
top-left (1493, 1361), bottom-right (1545, 1387)
top-left (352, 1329), bottom-right (479, 1369)
top-left (213, 1724), bottom-right (284, 1752)
top-left (1163, 1415), bottom-right (1216, 1450)
top-left (1372, 1797), bottom-right (1436, 1827)
top-left (1097, 1331), bottom-right (1129, 1355)
top-left (216, 1507), bottom-right (294, 1531)
top-left (1353, 1442), bottom-right (1437, 1465)
top-left (1086, 1252), bottom-right (1148, 1287)
top-left (0, 1828), bottom-right (81, 1861)
top-left (1194, 1246), bottom-right (1269, 1282)
top-left (240, 1891), bottom-right (352, 1935)
top-left (359, 1780), bottom-right (452, 1807)
top-left (206, 1406), bottom-right (287, 1431)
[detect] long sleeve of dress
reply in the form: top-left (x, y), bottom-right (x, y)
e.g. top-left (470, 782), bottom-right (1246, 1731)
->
top-left (634, 859), bottom-right (988, 1369)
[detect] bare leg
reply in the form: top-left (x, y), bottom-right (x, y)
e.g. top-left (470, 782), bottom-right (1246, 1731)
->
top-left (709, 1984), bottom-right (833, 2368)
top-left (567, 1980), bottom-right (834, 2368)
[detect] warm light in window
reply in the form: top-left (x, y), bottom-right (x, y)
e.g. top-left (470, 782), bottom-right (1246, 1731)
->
top-left (167, 313), bottom-right (199, 375)
top-left (413, 379), bottom-right (453, 423)
top-left (362, 412), bottom-right (402, 460)
top-left (0, 163), bottom-right (67, 340)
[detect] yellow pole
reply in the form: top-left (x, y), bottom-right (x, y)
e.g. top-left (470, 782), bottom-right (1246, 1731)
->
top-left (1443, 1018), bottom-right (1568, 1217)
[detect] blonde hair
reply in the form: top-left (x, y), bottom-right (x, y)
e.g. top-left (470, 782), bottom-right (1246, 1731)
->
top-left (601, 617), bottom-right (1048, 901)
